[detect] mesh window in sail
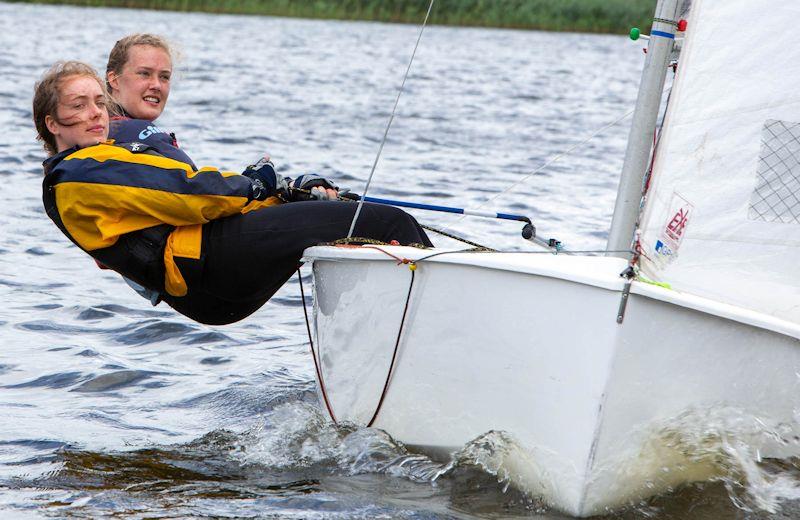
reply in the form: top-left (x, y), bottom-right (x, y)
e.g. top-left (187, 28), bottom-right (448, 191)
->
top-left (749, 119), bottom-right (800, 224)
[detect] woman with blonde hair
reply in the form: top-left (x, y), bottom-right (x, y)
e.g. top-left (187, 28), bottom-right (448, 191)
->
top-left (105, 33), bottom-right (196, 168)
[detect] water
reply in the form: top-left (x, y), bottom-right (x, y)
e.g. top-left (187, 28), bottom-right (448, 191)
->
top-left (1, 2), bottom-right (799, 518)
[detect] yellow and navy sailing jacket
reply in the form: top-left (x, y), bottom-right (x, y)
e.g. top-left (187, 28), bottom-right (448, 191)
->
top-left (109, 116), bottom-right (197, 170)
top-left (42, 141), bottom-right (280, 297)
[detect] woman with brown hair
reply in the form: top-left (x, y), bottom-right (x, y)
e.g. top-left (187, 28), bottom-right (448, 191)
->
top-left (34, 61), bottom-right (431, 325)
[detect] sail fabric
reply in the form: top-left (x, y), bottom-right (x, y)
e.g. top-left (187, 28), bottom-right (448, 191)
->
top-left (637, 0), bottom-right (800, 325)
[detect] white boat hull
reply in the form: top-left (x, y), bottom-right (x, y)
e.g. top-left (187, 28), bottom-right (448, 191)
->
top-left (305, 245), bottom-right (800, 516)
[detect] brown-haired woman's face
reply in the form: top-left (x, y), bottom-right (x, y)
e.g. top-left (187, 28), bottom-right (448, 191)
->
top-left (108, 45), bottom-right (172, 120)
top-left (45, 76), bottom-right (109, 152)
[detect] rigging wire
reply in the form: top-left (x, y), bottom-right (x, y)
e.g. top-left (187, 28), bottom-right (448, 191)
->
top-left (347, 0), bottom-right (436, 239)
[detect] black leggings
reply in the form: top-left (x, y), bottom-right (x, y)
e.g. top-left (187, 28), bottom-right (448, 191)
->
top-left (161, 201), bottom-right (431, 325)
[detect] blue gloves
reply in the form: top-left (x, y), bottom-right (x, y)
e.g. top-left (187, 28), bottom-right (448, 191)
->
top-left (242, 156), bottom-right (341, 202)
top-left (242, 156), bottom-right (290, 201)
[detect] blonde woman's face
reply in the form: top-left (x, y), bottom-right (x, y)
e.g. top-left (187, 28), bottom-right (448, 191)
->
top-left (108, 45), bottom-right (172, 120)
top-left (45, 76), bottom-right (109, 152)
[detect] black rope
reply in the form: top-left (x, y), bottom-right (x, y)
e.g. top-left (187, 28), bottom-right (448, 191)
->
top-left (297, 269), bottom-right (338, 424)
top-left (366, 265), bottom-right (416, 428)
top-left (420, 223), bottom-right (494, 250)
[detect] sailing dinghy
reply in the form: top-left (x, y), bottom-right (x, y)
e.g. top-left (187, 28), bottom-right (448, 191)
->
top-left (302, 0), bottom-right (800, 515)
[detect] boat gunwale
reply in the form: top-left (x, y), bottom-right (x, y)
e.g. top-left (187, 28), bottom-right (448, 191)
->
top-left (304, 245), bottom-right (630, 290)
top-left (305, 245), bottom-right (800, 341)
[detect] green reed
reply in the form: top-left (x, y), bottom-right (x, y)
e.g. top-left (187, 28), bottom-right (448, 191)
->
top-left (11, 0), bottom-right (656, 34)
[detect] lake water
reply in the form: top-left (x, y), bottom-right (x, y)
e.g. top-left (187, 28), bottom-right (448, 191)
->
top-left (1, 2), bottom-right (799, 518)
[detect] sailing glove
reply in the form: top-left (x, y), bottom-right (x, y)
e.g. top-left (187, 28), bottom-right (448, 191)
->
top-left (242, 156), bottom-right (291, 201)
top-left (289, 173), bottom-right (340, 201)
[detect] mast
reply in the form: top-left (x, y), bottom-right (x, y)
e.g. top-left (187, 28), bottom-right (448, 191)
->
top-left (606, 0), bottom-right (681, 257)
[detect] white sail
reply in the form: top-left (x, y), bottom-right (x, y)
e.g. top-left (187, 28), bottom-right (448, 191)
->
top-left (638, 0), bottom-right (800, 325)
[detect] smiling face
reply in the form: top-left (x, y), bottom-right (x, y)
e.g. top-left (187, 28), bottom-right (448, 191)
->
top-left (107, 44), bottom-right (172, 120)
top-left (44, 75), bottom-right (109, 153)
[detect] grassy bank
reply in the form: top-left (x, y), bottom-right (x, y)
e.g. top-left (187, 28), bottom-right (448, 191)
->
top-left (8, 0), bottom-right (657, 34)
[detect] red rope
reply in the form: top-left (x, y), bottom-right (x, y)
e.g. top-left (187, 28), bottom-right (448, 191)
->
top-left (360, 245), bottom-right (413, 265)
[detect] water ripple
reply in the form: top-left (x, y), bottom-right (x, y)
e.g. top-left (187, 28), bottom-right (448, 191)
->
top-left (6, 371), bottom-right (86, 389)
top-left (115, 321), bottom-right (199, 346)
top-left (72, 370), bottom-right (157, 393)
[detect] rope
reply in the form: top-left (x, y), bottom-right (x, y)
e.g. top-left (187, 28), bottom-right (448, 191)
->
top-left (347, 0), bottom-right (437, 239)
top-left (297, 269), bottom-right (337, 424)
top-left (308, 245), bottom-right (482, 427)
top-left (327, 236), bottom-right (430, 248)
top-left (328, 236), bottom-right (393, 246)
top-left (297, 250), bottom-right (418, 428)
top-left (420, 223), bottom-right (494, 250)
top-left (366, 260), bottom-right (416, 428)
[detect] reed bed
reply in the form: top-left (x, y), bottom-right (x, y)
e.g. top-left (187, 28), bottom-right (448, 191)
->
top-left (9, 0), bottom-right (657, 33)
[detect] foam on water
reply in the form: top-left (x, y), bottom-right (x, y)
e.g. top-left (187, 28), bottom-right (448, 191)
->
top-left (234, 404), bottom-right (800, 517)
top-left (10, 396), bottom-right (800, 518)
top-left (461, 406), bottom-right (800, 517)
top-left (645, 407), bottom-right (800, 513)
top-left (239, 403), bottom-right (446, 482)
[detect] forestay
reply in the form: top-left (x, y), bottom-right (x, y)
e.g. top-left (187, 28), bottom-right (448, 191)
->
top-left (637, 0), bottom-right (800, 325)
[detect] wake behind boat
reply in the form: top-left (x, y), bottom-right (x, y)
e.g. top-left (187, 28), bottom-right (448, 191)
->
top-left (303, 0), bottom-right (800, 515)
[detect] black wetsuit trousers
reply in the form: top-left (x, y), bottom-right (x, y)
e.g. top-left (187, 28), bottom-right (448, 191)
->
top-left (161, 201), bottom-right (431, 325)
